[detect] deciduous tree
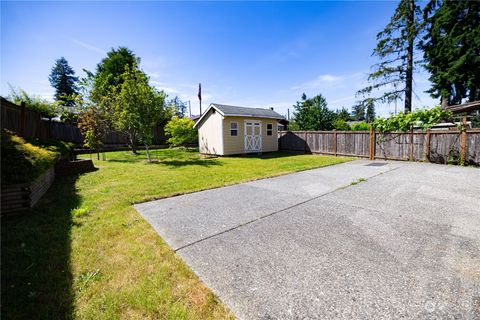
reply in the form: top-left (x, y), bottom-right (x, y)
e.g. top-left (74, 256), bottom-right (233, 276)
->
top-left (111, 66), bottom-right (166, 160)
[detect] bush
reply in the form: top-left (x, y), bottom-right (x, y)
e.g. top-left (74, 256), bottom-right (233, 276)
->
top-left (165, 117), bottom-right (197, 147)
top-left (8, 85), bottom-right (58, 119)
top-left (350, 122), bottom-right (370, 131)
top-left (333, 118), bottom-right (351, 131)
top-left (1, 130), bottom-right (58, 184)
top-left (27, 137), bottom-right (74, 157)
top-left (373, 107), bottom-right (452, 133)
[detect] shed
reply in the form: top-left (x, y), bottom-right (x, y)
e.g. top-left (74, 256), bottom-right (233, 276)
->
top-left (194, 103), bottom-right (285, 155)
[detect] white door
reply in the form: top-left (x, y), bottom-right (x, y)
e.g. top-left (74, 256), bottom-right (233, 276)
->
top-left (244, 121), bottom-right (262, 152)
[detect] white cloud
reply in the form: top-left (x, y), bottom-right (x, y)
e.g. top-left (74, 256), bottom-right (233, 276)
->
top-left (291, 72), bottom-right (365, 91)
top-left (70, 38), bottom-right (105, 54)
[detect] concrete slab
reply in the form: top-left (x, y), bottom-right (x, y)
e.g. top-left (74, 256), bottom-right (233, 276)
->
top-left (135, 160), bottom-right (480, 319)
top-left (135, 160), bottom-right (404, 250)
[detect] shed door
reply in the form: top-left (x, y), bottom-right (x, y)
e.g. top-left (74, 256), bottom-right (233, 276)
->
top-left (244, 121), bottom-right (262, 152)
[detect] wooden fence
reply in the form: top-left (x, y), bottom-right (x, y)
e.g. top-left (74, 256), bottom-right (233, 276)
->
top-left (278, 128), bottom-right (480, 165)
top-left (1, 97), bottom-right (166, 146)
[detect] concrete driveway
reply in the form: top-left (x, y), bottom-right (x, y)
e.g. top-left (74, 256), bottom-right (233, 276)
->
top-left (135, 160), bottom-right (480, 319)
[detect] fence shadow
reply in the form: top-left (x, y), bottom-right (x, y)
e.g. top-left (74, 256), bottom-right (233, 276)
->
top-left (1, 174), bottom-right (80, 319)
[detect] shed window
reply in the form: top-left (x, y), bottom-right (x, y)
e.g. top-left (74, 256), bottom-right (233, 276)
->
top-left (267, 123), bottom-right (273, 136)
top-left (230, 122), bottom-right (238, 136)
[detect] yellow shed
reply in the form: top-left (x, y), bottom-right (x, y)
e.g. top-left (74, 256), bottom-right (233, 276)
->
top-left (193, 103), bottom-right (286, 155)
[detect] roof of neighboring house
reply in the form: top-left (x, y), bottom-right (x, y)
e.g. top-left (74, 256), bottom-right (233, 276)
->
top-left (445, 100), bottom-right (480, 114)
top-left (194, 103), bottom-right (285, 128)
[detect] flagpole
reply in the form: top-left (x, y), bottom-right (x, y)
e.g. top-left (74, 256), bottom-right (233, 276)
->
top-left (198, 83), bottom-right (202, 116)
top-left (198, 83), bottom-right (202, 115)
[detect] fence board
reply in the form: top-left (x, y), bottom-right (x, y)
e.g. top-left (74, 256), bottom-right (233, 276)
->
top-left (1, 97), bottom-right (167, 146)
top-left (279, 130), bottom-right (479, 165)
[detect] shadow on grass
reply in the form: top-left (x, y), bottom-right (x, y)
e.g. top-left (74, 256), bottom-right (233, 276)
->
top-left (158, 158), bottom-right (223, 167)
top-left (234, 151), bottom-right (308, 160)
top-left (1, 174), bottom-right (80, 320)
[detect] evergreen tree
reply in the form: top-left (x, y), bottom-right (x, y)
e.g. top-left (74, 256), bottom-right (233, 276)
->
top-left (421, 0), bottom-right (480, 105)
top-left (365, 99), bottom-right (376, 123)
top-left (168, 96), bottom-right (188, 117)
top-left (49, 57), bottom-right (78, 106)
top-left (335, 107), bottom-right (352, 121)
top-left (351, 103), bottom-right (366, 121)
top-left (292, 93), bottom-right (335, 130)
top-left (357, 0), bottom-right (422, 113)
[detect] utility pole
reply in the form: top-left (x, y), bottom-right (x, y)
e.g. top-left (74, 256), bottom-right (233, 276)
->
top-left (188, 100), bottom-right (191, 117)
top-left (287, 108), bottom-right (290, 120)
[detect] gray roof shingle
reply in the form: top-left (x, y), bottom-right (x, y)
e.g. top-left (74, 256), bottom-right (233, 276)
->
top-left (212, 103), bottom-right (284, 119)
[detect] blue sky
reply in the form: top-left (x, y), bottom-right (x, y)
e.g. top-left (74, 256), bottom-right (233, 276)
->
top-left (1, 1), bottom-right (436, 117)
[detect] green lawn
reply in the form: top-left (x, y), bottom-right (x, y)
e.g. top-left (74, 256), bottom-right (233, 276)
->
top-left (1, 149), bottom-right (352, 320)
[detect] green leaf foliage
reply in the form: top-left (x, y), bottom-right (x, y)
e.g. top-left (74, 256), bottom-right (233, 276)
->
top-left (110, 66), bottom-right (166, 153)
top-left (351, 122), bottom-right (370, 131)
top-left (373, 106), bottom-right (452, 133)
top-left (91, 47), bottom-right (139, 105)
top-left (421, 0), bottom-right (480, 104)
top-left (335, 107), bottom-right (352, 121)
top-left (49, 57), bottom-right (78, 106)
top-left (333, 118), bottom-right (351, 131)
top-left (357, 0), bottom-right (422, 112)
top-left (7, 85), bottom-right (58, 119)
top-left (1, 129), bottom-right (58, 184)
top-left (165, 117), bottom-right (198, 147)
top-left (291, 93), bottom-right (335, 130)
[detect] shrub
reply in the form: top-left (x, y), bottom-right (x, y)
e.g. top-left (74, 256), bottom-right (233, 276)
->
top-left (1, 130), bottom-right (58, 184)
top-left (165, 117), bottom-right (197, 147)
top-left (351, 122), bottom-right (370, 131)
top-left (373, 107), bottom-right (452, 133)
top-left (333, 118), bottom-right (351, 131)
top-left (27, 137), bottom-right (74, 157)
top-left (8, 85), bottom-right (58, 119)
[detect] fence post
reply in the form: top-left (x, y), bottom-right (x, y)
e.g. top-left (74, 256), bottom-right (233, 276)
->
top-left (20, 101), bottom-right (26, 136)
top-left (278, 131), bottom-right (282, 151)
top-left (333, 129), bottom-right (337, 156)
top-left (304, 131), bottom-right (308, 153)
top-left (425, 129), bottom-right (431, 162)
top-left (369, 126), bottom-right (374, 160)
top-left (409, 127), bottom-right (414, 161)
top-left (460, 116), bottom-right (467, 166)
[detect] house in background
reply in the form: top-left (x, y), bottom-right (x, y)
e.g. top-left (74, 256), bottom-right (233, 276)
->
top-left (193, 103), bottom-right (286, 155)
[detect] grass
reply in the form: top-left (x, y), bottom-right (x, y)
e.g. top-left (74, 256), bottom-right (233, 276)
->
top-left (1, 148), bottom-right (352, 319)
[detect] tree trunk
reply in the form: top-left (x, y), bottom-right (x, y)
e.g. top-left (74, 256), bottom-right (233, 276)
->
top-left (145, 144), bottom-right (151, 162)
top-left (404, 0), bottom-right (414, 113)
top-left (129, 131), bottom-right (138, 154)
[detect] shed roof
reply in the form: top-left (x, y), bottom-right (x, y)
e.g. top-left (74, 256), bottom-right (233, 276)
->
top-left (212, 103), bottom-right (284, 119)
top-left (194, 103), bottom-right (285, 128)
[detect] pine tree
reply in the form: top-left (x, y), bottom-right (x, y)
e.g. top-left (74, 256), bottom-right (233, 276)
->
top-left (365, 99), bottom-right (376, 123)
top-left (421, 0), bottom-right (480, 105)
top-left (351, 103), bottom-right (365, 121)
top-left (49, 57), bottom-right (78, 106)
top-left (357, 0), bottom-right (422, 113)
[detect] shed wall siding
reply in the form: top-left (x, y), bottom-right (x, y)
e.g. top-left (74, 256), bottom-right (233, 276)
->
top-left (222, 116), bottom-right (278, 155)
top-left (198, 109), bottom-right (224, 155)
